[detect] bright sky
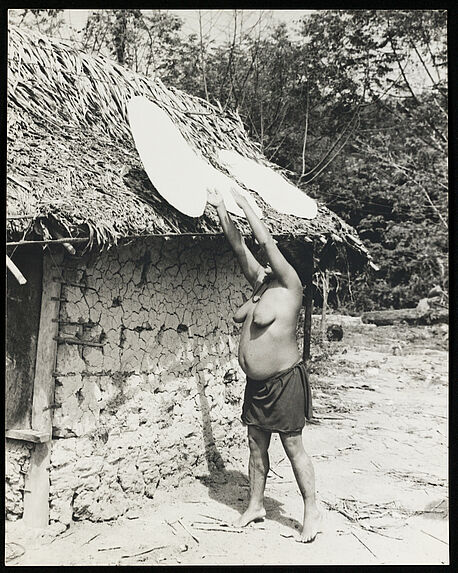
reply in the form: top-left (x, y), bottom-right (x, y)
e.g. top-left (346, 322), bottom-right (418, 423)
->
top-left (63, 9), bottom-right (313, 42)
top-left (169, 10), bottom-right (313, 41)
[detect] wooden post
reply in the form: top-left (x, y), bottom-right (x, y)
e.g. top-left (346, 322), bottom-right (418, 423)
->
top-left (320, 269), bottom-right (329, 342)
top-left (23, 249), bottom-right (63, 528)
top-left (302, 243), bottom-right (314, 362)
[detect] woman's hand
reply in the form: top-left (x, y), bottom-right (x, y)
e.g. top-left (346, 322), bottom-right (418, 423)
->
top-left (230, 186), bottom-right (249, 208)
top-left (207, 187), bottom-right (224, 207)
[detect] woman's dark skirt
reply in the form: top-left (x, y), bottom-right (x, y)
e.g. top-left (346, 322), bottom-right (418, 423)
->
top-left (241, 360), bottom-right (313, 434)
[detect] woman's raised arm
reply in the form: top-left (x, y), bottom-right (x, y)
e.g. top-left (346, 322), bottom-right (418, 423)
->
top-left (207, 188), bottom-right (262, 287)
top-left (229, 188), bottom-right (302, 291)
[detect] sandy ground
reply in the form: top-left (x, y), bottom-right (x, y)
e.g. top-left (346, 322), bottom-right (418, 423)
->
top-left (5, 321), bottom-right (449, 566)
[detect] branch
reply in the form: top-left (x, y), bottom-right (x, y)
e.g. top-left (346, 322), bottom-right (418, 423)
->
top-left (396, 99), bottom-right (447, 145)
top-left (388, 35), bottom-right (447, 145)
top-left (409, 38), bottom-right (438, 89)
top-left (354, 137), bottom-right (448, 229)
top-left (263, 102), bottom-right (290, 153)
top-left (303, 122), bottom-right (358, 184)
top-left (300, 84), bottom-right (365, 183)
top-left (246, 111), bottom-right (260, 140)
top-left (198, 10), bottom-right (210, 103)
top-left (419, 25), bottom-right (444, 85)
top-left (388, 35), bottom-right (418, 101)
top-left (367, 59), bottom-right (412, 107)
top-left (301, 55), bottom-right (371, 182)
top-left (408, 38), bottom-right (448, 119)
top-left (373, 99), bottom-right (446, 156)
top-left (266, 131), bottom-right (292, 162)
top-left (300, 113), bottom-right (357, 183)
top-left (301, 82), bottom-right (310, 176)
top-left (239, 38), bottom-right (262, 110)
top-left (221, 10), bottom-right (238, 108)
top-left (140, 18), bottom-right (156, 76)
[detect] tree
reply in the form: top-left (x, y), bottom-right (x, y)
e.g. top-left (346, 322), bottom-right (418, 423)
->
top-left (8, 9), bottom-right (65, 36)
top-left (80, 9), bottom-right (193, 83)
top-left (310, 11), bottom-right (448, 310)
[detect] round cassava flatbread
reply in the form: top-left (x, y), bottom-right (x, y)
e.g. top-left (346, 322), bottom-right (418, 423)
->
top-left (127, 96), bottom-right (208, 217)
top-left (127, 96), bottom-right (263, 220)
top-left (218, 149), bottom-right (318, 219)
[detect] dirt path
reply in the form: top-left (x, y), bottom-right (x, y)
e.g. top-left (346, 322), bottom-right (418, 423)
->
top-left (6, 322), bottom-right (449, 566)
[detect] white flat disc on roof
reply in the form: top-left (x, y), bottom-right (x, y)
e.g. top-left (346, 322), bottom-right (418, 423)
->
top-left (127, 96), bottom-right (207, 217)
top-left (200, 160), bottom-right (264, 219)
top-left (218, 149), bottom-right (318, 219)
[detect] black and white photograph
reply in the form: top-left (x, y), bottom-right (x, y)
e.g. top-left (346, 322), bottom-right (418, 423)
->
top-left (5, 8), bottom-right (449, 566)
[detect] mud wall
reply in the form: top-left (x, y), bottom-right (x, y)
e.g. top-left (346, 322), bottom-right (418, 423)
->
top-left (43, 237), bottom-right (249, 524)
top-left (5, 441), bottom-right (33, 520)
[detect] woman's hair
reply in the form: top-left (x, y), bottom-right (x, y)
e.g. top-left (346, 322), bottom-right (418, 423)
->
top-left (252, 239), bottom-right (309, 286)
top-left (280, 247), bottom-right (305, 283)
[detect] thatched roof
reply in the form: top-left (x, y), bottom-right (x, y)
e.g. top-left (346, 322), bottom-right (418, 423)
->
top-left (7, 25), bottom-right (371, 266)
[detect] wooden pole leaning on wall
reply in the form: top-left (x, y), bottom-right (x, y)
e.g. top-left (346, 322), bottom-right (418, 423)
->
top-left (302, 243), bottom-right (314, 362)
top-left (23, 247), bottom-right (64, 528)
top-left (6, 254), bottom-right (27, 284)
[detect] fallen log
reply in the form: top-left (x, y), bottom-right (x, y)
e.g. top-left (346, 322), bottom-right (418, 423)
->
top-left (361, 308), bottom-right (448, 326)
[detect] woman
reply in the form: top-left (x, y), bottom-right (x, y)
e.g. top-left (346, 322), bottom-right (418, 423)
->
top-left (207, 187), bottom-right (321, 542)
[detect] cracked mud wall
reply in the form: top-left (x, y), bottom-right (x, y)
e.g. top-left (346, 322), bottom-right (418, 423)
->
top-left (5, 441), bottom-right (33, 520)
top-left (48, 237), bottom-right (249, 524)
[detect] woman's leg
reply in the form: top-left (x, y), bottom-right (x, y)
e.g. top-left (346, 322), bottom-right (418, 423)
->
top-left (280, 431), bottom-right (322, 542)
top-left (234, 425), bottom-right (272, 527)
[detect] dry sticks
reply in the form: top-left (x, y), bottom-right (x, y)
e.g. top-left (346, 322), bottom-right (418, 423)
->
top-left (420, 529), bottom-right (448, 545)
top-left (192, 525), bottom-right (246, 534)
top-left (351, 531), bottom-right (377, 559)
top-left (81, 533), bottom-right (100, 546)
top-left (120, 545), bottom-right (168, 559)
top-left (322, 498), bottom-right (404, 541)
top-left (177, 518), bottom-right (200, 544)
top-left (5, 542), bottom-right (26, 562)
top-left (192, 514), bottom-right (248, 534)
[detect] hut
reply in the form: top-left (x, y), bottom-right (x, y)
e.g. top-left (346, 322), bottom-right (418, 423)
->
top-left (6, 25), bottom-right (372, 528)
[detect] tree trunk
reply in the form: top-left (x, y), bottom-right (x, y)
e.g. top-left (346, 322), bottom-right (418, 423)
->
top-left (361, 308), bottom-right (448, 326)
top-left (302, 244), bottom-right (314, 361)
top-left (320, 269), bottom-right (329, 341)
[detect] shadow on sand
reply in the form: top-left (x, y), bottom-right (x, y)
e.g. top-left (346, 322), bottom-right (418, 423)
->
top-left (196, 376), bottom-right (302, 533)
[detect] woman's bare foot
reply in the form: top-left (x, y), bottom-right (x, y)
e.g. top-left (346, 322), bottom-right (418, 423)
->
top-left (233, 506), bottom-right (266, 528)
top-left (297, 506), bottom-right (322, 543)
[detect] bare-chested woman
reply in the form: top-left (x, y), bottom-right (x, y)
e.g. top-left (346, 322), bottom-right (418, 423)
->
top-left (207, 187), bottom-right (322, 543)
